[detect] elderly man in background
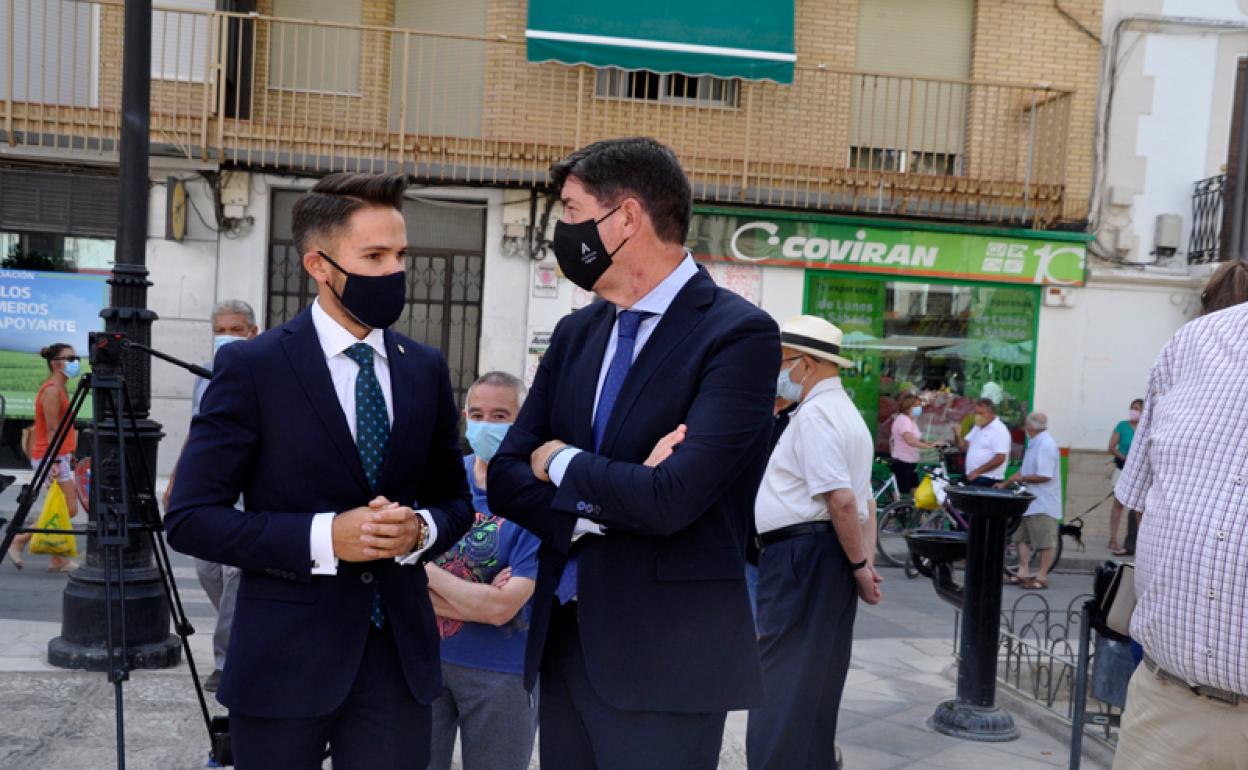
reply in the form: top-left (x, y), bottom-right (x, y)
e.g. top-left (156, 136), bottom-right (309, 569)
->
top-left (747, 315), bottom-right (881, 770)
top-left (952, 397), bottom-right (1011, 487)
top-left (997, 412), bottom-right (1061, 590)
top-left (164, 299), bottom-right (259, 693)
top-left (1111, 302), bottom-right (1248, 769)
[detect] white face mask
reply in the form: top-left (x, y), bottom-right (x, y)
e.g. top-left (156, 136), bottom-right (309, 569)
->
top-left (776, 362), bottom-right (805, 402)
top-left (1128, 408), bottom-right (1142, 421)
top-left (214, 334), bottom-right (248, 355)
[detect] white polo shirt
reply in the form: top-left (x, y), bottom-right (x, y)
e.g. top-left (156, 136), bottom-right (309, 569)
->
top-left (965, 417), bottom-right (1012, 481)
top-left (754, 377), bottom-right (874, 534)
top-left (1020, 429), bottom-right (1062, 519)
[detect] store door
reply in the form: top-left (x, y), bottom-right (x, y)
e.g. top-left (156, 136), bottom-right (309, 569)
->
top-left (267, 191), bottom-right (485, 405)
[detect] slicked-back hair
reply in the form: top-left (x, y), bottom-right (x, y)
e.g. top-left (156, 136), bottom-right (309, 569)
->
top-left (549, 137), bottom-right (692, 245)
top-left (291, 172), bottom-right (408, 255)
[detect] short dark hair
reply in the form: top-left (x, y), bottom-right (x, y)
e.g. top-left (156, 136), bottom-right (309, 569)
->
top-left (975, 398), bottom-right (997, 412)
top-left (1130, 398), bottom-right (1144, 408)
top-left (549, 137), bottom-right (692, 245)
top-left (291, 172), bottom-right (408, 255)
top-left (1199, 259), bottom-right (1248, 316)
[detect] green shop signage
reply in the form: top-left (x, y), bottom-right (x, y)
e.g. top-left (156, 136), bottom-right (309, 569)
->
top-left (688, 208), bottom-right (1088, 286)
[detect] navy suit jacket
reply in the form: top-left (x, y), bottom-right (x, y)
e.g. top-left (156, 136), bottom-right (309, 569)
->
top-left (166, 308), bottom-right (473, 718)
top-left (488, 267), bottom-right (780, 713)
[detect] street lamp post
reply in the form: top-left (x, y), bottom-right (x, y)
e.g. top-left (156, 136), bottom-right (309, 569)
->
top-left (47, 0), bottom-right (180, 671)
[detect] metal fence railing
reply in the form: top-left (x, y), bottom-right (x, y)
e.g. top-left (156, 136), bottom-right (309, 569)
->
top-left (1, 1), bottom-right (1077, 227)
top-left (1190, 174), bottom-right (1227, 264)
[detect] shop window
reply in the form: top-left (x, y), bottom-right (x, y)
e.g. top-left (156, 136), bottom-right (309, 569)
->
top-left (805, 273), bottom-right (1037, 462)
top-left (0, 232), bottom-right (115, 273)
top-left (594, 69), bottom-right (738, 108)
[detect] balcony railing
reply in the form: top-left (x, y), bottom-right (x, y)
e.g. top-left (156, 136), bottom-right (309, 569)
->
top-left (1189, 174), bottom-right (1226, 264)
top-left (1, 2), bottom-right (1077, 228)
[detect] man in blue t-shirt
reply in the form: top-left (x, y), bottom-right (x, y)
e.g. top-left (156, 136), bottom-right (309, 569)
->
top-left (425, 371), bottom-right (540, 770)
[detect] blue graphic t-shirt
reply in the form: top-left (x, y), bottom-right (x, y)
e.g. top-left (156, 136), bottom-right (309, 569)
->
top-left (433, 455), bottom-right (541, 675)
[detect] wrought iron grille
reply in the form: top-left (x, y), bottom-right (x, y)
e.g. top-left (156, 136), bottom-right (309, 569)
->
top-left (1190, 174), bottom-right (1226, 264)
top-left (266, 191), bottom-right (484, 406)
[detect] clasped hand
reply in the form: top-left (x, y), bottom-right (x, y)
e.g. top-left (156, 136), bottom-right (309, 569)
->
top-left (333, 496), bottom-right (423, 562)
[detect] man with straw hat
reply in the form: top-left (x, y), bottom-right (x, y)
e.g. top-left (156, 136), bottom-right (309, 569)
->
top-left (747, 315), bottom-right (882, 770)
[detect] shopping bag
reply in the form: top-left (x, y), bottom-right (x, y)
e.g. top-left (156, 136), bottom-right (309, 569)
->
top-left (29, 483), bottom-right (77, 557)
top-left (914, 475), bottom-right (939, 511)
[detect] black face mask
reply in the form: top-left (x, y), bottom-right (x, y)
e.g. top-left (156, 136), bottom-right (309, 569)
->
top-left (551, 206), bottom-right (628, 291)
top-left (318, 251), bottom-right (407, 330)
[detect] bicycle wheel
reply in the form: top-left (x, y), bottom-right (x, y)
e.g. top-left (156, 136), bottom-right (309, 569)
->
top-left (876, 500), bottom-right (921, 568)
top-left (1004, 522), bottom-right (1065, 576)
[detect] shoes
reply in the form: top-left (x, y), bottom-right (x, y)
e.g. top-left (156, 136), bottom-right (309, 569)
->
top-left (204, 670), bottom-right (223, 693)
top-left (48, 560), bottom-right (79, 573)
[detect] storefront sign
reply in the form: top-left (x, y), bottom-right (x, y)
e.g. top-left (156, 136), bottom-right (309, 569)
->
top-left (689, 210), bottom-right (1087, 286)
top-left (701, 262), bottom-right (762, 306)
top-left (0, 270), bottom-right (108, 418)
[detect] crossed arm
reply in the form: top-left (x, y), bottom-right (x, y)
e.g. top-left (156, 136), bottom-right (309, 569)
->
top-left (425, 565), bottom-right (535, 627)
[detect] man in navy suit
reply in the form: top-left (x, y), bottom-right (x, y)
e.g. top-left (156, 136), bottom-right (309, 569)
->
top-left (488, 137), bottom-right (781, 770)
top-left (166, 172), bottom-right (473, 770)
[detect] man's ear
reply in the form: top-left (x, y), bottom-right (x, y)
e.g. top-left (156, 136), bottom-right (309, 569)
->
top-left (619, 197), bottom-right (645, 239)
top-left (303, 250), bottom-right (329, 285)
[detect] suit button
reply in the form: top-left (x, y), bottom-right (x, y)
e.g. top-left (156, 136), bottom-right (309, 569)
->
top-left (360, 571), bottom-right (374, 585)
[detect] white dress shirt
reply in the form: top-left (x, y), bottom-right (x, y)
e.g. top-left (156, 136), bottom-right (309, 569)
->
top-left (547, 254), bottom-right (701, 537)
top-left (308, 298), bottom-right (438, 575)
top-left (754, 377), bottom-right (874, 534)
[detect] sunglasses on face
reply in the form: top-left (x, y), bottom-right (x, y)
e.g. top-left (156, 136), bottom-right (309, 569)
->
top-left (54, 356), bottom-right (80, 363)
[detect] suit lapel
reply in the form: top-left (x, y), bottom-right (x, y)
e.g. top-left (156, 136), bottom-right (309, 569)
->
top-left (599, 269), bottom-right (715, 457)
top-left (376, 329), bottom-right (414, 491)
top-left (280, 310), bottom-right (372, 496)
top-left (572, 302), bottom-right (616, 450)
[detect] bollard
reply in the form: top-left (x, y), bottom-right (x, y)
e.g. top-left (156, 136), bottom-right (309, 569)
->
top-left (927, 485), bottom-right (1034, 742)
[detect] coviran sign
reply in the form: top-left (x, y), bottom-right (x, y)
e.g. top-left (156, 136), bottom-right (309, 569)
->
top-left (688, 209), bottom-right (1088, 286)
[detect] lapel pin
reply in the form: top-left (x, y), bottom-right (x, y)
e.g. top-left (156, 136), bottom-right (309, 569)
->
top-left (397, 343), bottom-right (406, 355)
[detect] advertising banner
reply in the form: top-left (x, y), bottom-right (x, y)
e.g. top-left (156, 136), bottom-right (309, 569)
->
top-left (689, 207), bottom-right (1087, 286)
top-left (0, 270), bottom-right (108, 418)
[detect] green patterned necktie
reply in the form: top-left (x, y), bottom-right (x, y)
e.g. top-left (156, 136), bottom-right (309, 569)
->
top-left (345, 342), bottom-right (390, 629)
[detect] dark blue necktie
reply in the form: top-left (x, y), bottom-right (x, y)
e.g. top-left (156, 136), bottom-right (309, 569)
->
top-left (557, 310), bottom-right (650, 603)
top-left (345, 343), bottom-right (389, 629)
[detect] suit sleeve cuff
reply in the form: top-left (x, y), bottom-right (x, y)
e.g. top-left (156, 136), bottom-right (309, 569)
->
top-left (548, 447), bottom-right (582, 486)
top-left (396, 509), bottom-right (438, 565)
top-left (310, 511), bottom-right (338, 575)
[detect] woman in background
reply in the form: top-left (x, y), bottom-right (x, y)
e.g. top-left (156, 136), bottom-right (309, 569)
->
top-left (8, 343), bottom-right (81, 572)
top-left (889, 392), bottom-right (941, 496)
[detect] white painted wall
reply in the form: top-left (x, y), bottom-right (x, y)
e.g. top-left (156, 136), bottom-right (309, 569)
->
top-left (1035, 274), bottom-right (1200, 452)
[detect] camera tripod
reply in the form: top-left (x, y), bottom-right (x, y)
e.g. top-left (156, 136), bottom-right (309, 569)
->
top-left (0, 331), bottom-right (231, 769)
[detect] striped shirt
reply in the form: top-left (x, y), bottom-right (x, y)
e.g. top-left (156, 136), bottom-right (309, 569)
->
top-left (1116, 302), bottom-right (1248, 696)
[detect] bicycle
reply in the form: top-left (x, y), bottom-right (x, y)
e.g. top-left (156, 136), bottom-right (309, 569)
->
top-left (876, 450), bottom-right (962, 570)
top-left (871, 456), bottom-right (901, 509)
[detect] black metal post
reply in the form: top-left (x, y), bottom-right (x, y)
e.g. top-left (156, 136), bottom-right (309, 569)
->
top-left (929, 488), bottom-right (1029, 742)
top-left (1221, 59), bottom-right (1248, 264)
top-left (47, 0), bottom-right (179, 671)
top-left (1069, 601), bottom-right (1093, 770)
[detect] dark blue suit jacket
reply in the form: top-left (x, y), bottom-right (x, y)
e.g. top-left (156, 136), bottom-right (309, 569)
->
top-left (166, 308), bottom-right (472, 718)
top-left (488, 267), bottom-right (779, 713)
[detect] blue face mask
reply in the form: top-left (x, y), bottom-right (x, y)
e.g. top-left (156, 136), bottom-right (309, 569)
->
top-left (63, 359), bottom-right (81, 378)
top-left (465, 420), bottom-right (511, 462)
top-left (214, 335), bottom-right (247, 355)
top-left (911, 406), bottom-right (923, 418)
top-left (776, 363), bottom-right (804, 402)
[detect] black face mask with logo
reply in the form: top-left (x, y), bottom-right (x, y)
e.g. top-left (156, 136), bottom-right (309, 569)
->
top-left (318, 250), bottom-right (407, 329)
top-left (550, 206), bottom-right (629, 291)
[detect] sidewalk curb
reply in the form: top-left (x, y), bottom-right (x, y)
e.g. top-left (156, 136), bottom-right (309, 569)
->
top-left (941, 664), bottom-right (1116, 769)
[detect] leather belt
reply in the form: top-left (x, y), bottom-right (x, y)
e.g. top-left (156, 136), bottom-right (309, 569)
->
top-left (759, 521), bottom-right (834, 547)
top-left (1144, 655), bottom-right (1242, 706)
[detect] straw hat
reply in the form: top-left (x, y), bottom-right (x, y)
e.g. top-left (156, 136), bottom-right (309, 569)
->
top-left (780, 315), bottom-right (856, 369)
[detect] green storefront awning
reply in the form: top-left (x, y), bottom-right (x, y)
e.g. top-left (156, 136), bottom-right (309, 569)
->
top-left (525, 0), bottom-right (796, 84)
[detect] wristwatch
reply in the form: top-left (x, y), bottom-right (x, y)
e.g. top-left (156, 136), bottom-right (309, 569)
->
top-left (850, 558), bottom-right (869, 572)
top-left (413, 518), bottom-right (428, 552)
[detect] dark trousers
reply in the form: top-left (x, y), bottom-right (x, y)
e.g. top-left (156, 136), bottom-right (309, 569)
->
top-left (747, 532), bottom-right (857, 770)
top-left (1124, 508), bottom-right (1141, 553)
top-left (229, 625), bottom-right (431, 770)
top-left (969, 475), bottom-right (999, 488)
top-left (539, 602), bottom-right (727, 770)
top-left (890, 459), bottom-right (918, 495)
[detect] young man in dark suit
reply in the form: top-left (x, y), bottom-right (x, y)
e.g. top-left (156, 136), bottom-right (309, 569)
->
top-left (488, 137), bottom-right (781, 770)
top-left (166, 173), bottom-right (473, 770)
